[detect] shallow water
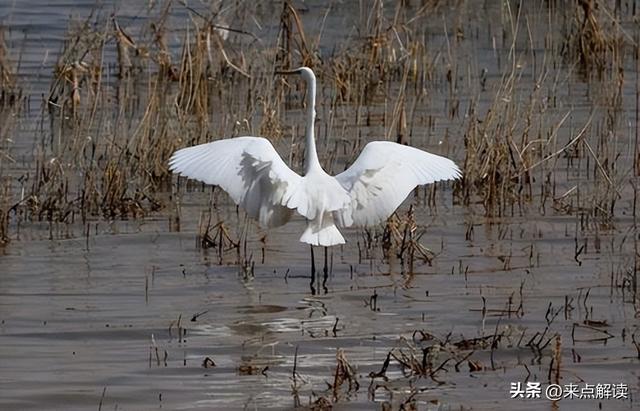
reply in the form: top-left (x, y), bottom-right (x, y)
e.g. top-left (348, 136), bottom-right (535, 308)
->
top-left (2, 209), bottom-right (637, 410)
top-left (1, 1), bottom-right (639, 410)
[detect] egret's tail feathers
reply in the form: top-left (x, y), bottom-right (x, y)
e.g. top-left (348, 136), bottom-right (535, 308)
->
top-left (300, 214), bottom-right (345, 246)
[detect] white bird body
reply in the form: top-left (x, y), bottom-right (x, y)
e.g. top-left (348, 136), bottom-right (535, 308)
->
top-left (170, 67), bottom-right (461, 247)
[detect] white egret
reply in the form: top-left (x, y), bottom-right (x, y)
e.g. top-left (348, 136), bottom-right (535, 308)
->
top-left (169, 67), bottom-right (461, 248)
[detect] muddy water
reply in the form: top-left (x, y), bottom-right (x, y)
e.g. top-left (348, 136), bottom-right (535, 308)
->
top-left (1, 1), bottom-right (639, 410)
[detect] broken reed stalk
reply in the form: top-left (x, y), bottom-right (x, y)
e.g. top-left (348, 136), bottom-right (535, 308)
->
top-left (331, 349), bottom-right (359, 401)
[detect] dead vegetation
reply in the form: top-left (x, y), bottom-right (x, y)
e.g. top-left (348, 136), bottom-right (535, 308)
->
top-left (300, 303), bottom-right (570, 410)
top-left (562, 0), bottom-right (627, 77)
top-left (0, 25), bottom-right (21, 245)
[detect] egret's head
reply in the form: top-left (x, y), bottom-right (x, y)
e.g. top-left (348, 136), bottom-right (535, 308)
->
top-left (275, 66), bottom-right (316, 85)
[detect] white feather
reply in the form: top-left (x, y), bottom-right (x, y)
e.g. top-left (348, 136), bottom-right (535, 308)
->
top-left (334, 141), bottom-right (461, 227)
top-left (170, 137), bottom-right (301, 228)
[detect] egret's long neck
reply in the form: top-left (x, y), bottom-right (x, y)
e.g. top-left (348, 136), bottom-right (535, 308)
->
top-left (304, 75), bottom-right (321, 174)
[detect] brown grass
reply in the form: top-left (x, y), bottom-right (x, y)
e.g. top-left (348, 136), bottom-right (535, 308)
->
top-left (0, 25), bottom-right (22, 245)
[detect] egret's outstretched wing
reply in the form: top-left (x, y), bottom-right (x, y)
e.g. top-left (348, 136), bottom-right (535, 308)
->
top-left (169, 137), bottom-right (303, 228)
top-left (334, 141), bottom-right (461, 227)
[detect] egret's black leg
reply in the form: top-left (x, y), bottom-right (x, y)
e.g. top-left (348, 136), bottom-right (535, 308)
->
top-left (322, 247), bottom-right (329, 294)
top-left (310, 245), bottom-right (316, 295)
